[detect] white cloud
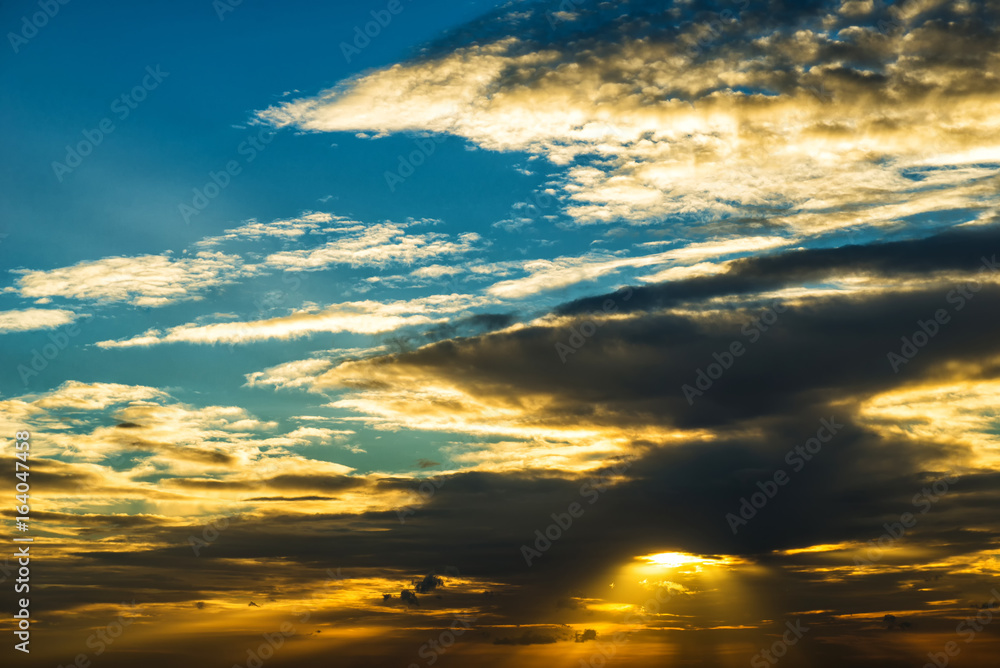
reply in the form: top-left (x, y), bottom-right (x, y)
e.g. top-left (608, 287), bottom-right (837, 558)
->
top-left (10, 252), bottom-right (254, 307)
top-left (31, 381), bottom-right (169, 411)
top-left (265, 222), bottom-right (481, 271)
top-left (486, 236), bottom-right (791, 298)
top-left (245, 358), bottom-right (336, 391)
top-left (256, 9), bottom-right (1000, 232)
top-left (410, 264), bottom-right (466, 279)
top-left (0, 308), bottom-right (81, 333)
top-left (96, 294), bottom-right (494, 348)
top-left (195, 212), bottom-right (337, 247)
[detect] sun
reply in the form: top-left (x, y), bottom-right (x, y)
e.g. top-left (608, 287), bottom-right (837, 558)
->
top-left (640, 552), bottom-right (713, 569)
top-left (638, 551), bottom-right (747, 571)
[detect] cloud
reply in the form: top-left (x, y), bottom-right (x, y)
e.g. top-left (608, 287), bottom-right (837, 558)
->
top-left (96, 295), bottom-right (494, 348)
top-left (194, 212), bottom-right (337, 247)
top-left (0, 308), bottom-right (81, 333)
top-left (10, 252), bottom-right (254, 307)
top-left (248, 225), bottom-right (1000, 476)
top-left (410, 264), bottom-right (466, 279)
top-left (413, 573), bottom-right (444, 593)
top-left (264, 222), bottom-right (482, 271)
top-left (32, 381), bottom-right (169, 411)
top-left (486, 235), bottom-right (791, 298)
top-left (245, 357), bottom-right (337, 390)
top-left (257, 0), bottom-right (1000, 233)
top-left (493, 630), bottom-right (560, 645)
top-left (0, 381), bottom-right (404, 518)
top-left (21, 6), bottom-right (1000, 664)
top-left (556, 224), bottom-right (1000, 317)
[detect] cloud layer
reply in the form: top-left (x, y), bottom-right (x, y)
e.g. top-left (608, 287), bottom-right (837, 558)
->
top-left (259, 0), bottom-right (1000, 234)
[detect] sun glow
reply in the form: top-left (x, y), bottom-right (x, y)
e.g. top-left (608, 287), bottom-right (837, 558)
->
top-left (638, 552), bottom-right (748, 571)
top-left (640, 552), bottom-right (712, 569)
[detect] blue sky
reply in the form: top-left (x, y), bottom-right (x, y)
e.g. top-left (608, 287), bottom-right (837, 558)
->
top-left (1, 0), bottom-right (818, 474)
top-left (4, 1), bottom-right (1000, 666)
top-left (1, 0), bottom-right (564, 473)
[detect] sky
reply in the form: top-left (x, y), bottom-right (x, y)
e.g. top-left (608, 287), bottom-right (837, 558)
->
top-left (2, 0), bottom-right (1000, 666)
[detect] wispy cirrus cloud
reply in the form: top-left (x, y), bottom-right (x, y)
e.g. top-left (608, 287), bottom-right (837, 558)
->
top-left (95, 294), bottom-right (495, 347)
top-left (265, 222), bottom-right (482, 271)
top-left (7, 251), bottom-right (255, 307)
top-left (194, 212), bottom-right (337, 247)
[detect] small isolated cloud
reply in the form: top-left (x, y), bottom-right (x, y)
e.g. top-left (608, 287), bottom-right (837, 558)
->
top-left (10, 252), bottom-right (254, 307)
top-left (0, 308), bottom-right (81, 333)
top-left (414, 573), bottom-right (444, 593)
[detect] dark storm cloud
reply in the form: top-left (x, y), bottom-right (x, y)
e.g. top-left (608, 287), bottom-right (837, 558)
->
top-left (558, 224), bottom-right (1000, 317)
top-left (392, 286), bottom-right (1000, 433)
top-left (163, 474), bottom-right (367, 496)
top-left (30, 457), bottom-right (106, 492)
top-left (30, 226), bottom-right (1000, 664)
top-left (414, 573), bottom-right (444, 593)
top-left (39, 228), bottom-right (1000, 603)
top-left (382, 312), bottom-right (517, 354)
top-left (219, 222), bottom-right (1000, 592)
top-left (264, 474), bottom-right (367, 494)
